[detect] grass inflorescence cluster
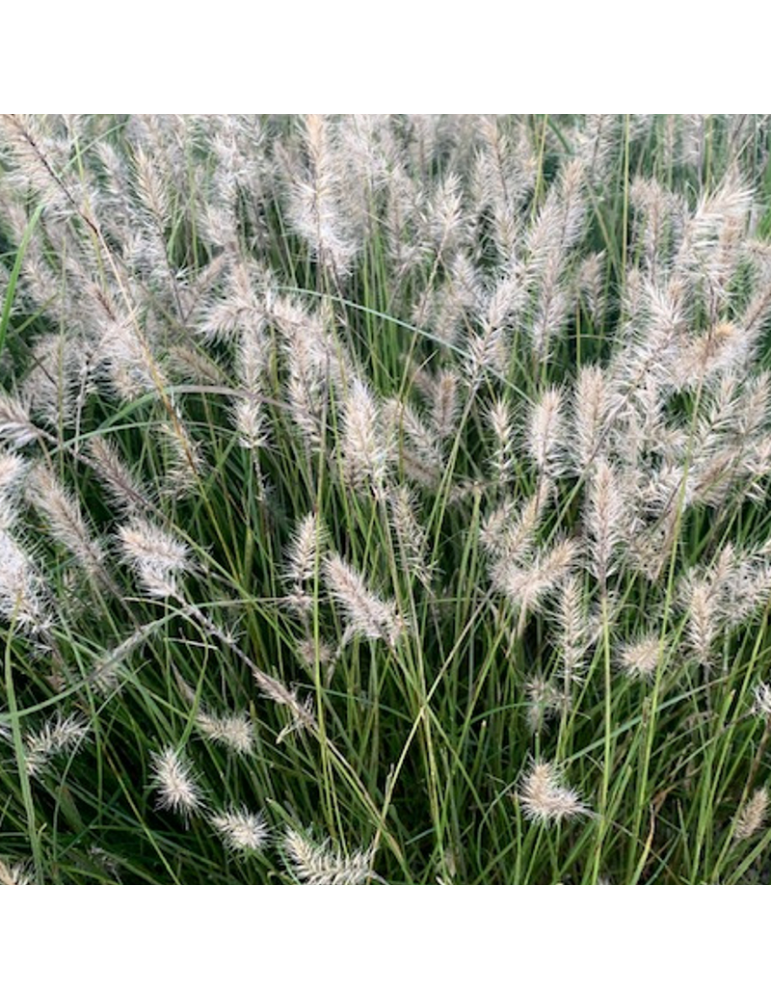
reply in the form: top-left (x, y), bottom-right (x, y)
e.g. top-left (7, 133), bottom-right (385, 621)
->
top-left (1, 114), bottom-right (771, 884)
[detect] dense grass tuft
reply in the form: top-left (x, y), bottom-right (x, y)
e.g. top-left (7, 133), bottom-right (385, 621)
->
top-left (1, 114), bottom-right (771, 883)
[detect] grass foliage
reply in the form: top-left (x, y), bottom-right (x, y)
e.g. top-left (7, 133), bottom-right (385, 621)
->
top-left (2, 114), bottom-right (771, 883)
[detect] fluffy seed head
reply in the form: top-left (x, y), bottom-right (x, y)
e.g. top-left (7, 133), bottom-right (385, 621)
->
top-left (557, 575), bottom-right (590, 684)
top-left (528, 386), bottom-right (565, 476)
top-left (88, 437), bottom-right (148, 513)
top-left (0, 529), bottom-right (48, 632)
top-left (492, 537), bottom-right (577, 620)
top-left (0, 859), bottom-right (31, 885)
top-left (384, 399), bottom-right (443, 489)
top-left (118, 518), bottom-right (189, 598)
top-left (486, 397), bottom-right (515, 485)
top-left (285, 512), bottom-right (324, 585)
top-left (573, 364), bottom-right (610, 473)
top-left (752, 681), bottom-right (771, 719)
top-left (340, 378), bottom-right (388, 498)
top-left (97, 319), bottom-right (166, 402)
top-left (0, 393), bottom-right (39, 448)
top-left (284, 828), bottom-right (376, 885)
top-left (211, 808), bottom-right (269, 853)
top-left (0, 451), bottom-right (26, 524)
top-left (324, 552), bottom-right (405, 648)
top-left (518, 760), bottom-right (589, 825)
top-left (151, 747), bottom-right (203, 816)
top-left (525, 677), bottom-right (568, 733)
top-left (680, 574), bottom-right (721, 665)
top-left (288, 114), bottom-right (357, 275)
top-left (388, 485), bottom-right (432, 587)
top-left (24, 713), bottom-right (90, 778)
top-left (26, 464), bottom-right (104, 579)
top-left (431, 370), bottom-right (459, 441)
top-left (618, 635), bottom-right (662, 680)
top-left (250, 666), bottom-right (316, 740)
top-left (233, 397), bottom-right (267, 451)
top-left (586, 458), bottom-right (625, 582)
top-left (197, 712), bottom-right (254, 755)
top-left (734, 788), bottom-right (768, 841)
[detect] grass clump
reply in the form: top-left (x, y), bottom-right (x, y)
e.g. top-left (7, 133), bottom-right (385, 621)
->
top-left (1, 114), bottom-right (771, 883)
